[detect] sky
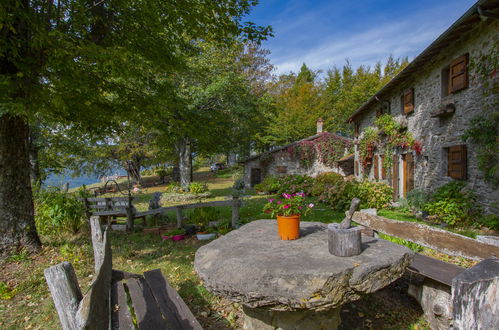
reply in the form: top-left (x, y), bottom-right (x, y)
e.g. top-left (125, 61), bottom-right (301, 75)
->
top-left (247, 0), bottom-right (477, 75)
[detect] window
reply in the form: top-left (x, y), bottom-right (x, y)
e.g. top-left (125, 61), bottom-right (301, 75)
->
top-left (276, 166), bottom-right (287, 174)
top-left (447, 145), bottom-right (467, 180)
top-left (449, 54), bottom-right (468, 93)
top-left (442, 54), bottom-right (469, 97)
top-left (376, 101), bottom-right (390, 117)
top-left (381, 155), bottom-right (386, 180)
top-left (354, 160), bottom-right (359, 177)
top-left (401, 88), bottom-right (414, 114)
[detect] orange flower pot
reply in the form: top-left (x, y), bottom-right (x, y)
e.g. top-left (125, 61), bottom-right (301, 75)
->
top-left (276, 215), bottom-right (300, 240)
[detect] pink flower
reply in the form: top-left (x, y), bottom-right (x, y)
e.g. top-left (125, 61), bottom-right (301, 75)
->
top-left (308, 203), bottom-right (315, 208)
top-left (268, 199), bottom-right (274, 203)
top-left (277, 201), bottom-right (282, 204)
top-left (283, 204), bottom-right (290, 209)
top-left (298, 206), bottom-right (303, 210)
top-left (282, 193), bottom-right (291, 199)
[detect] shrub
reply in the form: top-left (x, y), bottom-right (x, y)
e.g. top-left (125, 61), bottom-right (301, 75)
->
top-left (309, 172), bottom-right (344, 197)
top-left (189, 182), bottom-right (208, 195)
top-left (477, 214), bottom-right (499, 231)
top-left (164, 182), bottom-right (183, 194)
top-left (254, 176), bottom-right (280, 193)
top-left (319, 179), bottom-right (358, 211)
top-left (355, 180), bottom-right (393, 209)
top-left (423, 181), bottom-right (477, 226)
top-left (189, 207), bottom-right (220, 227)
top-left (406, 189), bottom-right (430, 212)
top-left (275, 175), bottom-right (315, 195)
top-left (34, 188), bottom-right (86, 235)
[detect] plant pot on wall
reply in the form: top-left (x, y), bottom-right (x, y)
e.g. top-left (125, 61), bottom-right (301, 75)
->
top-left (276, 215), bottom-right (300, 240)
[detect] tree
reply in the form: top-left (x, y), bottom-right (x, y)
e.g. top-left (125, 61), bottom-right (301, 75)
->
top-left (0, 0), bottom-right (270, 254)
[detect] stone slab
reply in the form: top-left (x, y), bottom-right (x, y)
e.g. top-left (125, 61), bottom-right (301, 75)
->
top-left (195, 220), bottom-right (414, 311)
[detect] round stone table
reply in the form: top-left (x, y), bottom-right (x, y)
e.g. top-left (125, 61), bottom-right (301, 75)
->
top-left (194, 220), bottom-right (414, 329)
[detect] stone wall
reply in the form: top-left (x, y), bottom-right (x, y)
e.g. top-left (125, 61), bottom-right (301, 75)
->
top-left (243, 150), bottom-right (352, 189)
top-left (353, 19), bottom-right (498, 213)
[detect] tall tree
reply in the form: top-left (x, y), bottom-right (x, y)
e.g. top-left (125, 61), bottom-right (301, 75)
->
top-left (0, 0), bottom-right (270, 254)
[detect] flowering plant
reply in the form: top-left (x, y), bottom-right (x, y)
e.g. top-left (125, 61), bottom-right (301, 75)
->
top-left (263, 192), bottom-right (314, 217)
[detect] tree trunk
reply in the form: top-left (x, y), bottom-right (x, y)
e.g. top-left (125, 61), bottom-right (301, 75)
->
top-left (28, 123), bottom-right (41, 184)
top-left (178, 137), bottom-right (192, 190)
top-left (125, 160), bottom-right (143, 186)
top-left (227, 152), bottom-right (237, 167)
top-left (172, 162), bottom-right (180, 182)
top-left (0, 114), bottom-right (42, 255)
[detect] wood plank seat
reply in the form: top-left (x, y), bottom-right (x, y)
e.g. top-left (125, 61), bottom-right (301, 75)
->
top-left (45, 216), bottom-right (202, 330)
top-left (407, 253), bottom-right (465, 287)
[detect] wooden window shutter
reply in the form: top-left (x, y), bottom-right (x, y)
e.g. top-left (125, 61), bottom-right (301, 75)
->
top-left (373, 155), bottom-right (379, 180)
top-left (405, 153), bottom-right (414, 194)
top-left (392, 155), bottom-right (399, 200)
top-left (449, 54), bottom-right (468, 93)
top-left (381, 155), bottom-right (386, 179)
top-left (448, 145), bottom-right (467, 180)
top-left (354, 160), bottom-right (358, 176)
top-left (402, 88), bottom-right (414, 114)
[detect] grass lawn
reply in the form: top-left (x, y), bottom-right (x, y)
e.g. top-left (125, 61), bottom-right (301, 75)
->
top-left (1, 168), bottom-right (476, 329)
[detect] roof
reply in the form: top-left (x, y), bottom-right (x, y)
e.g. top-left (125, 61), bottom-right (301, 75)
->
top-left (241, 132), bottom-right (352, 163)
top-left (348, 0), bottom-right (499, 122)
top-left (338, 153), bottom-right (354, 163)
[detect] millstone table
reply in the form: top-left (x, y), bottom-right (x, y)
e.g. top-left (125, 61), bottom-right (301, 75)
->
top-left (194, 220), bottom-right (414, 330)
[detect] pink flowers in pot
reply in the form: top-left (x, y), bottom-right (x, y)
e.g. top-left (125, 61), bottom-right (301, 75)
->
top-left (263, 192), bottom-right (314, 218)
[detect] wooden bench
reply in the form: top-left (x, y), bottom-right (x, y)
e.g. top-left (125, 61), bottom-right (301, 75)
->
top-left (353, 211), bottom-right (499, 330)
top-left (44, 216), bottom-right (202, 330)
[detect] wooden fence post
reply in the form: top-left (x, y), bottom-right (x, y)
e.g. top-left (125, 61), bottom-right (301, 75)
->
top-left (44, 262), bottom-right (83, 330)
top-left (176, 207), bottom-right (183, 228)
top-left (231, 196), bottom-right (241, 228)
top-left (452, 257), bottom-right (498, 329)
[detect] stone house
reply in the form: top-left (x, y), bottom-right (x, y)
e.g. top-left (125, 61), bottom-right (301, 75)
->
top-left (242, 120), bottom-right (354, 188)
top-left (348, 0), bottom-right (498, 212)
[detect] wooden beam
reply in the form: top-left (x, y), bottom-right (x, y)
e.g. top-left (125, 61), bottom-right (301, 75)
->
top-left (352, 212), bottom-right (499, 260)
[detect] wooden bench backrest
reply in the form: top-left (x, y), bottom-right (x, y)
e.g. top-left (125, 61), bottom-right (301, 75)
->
top-left (84, 197), bottom-right (133, 213)
top-left (44, 216), bottom-right (112, 330)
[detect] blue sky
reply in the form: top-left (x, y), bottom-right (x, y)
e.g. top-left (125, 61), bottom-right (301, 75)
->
top-left (247, 0), bottom-right (477, 75)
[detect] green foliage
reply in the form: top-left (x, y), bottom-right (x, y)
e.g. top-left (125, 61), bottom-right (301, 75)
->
top-left (254, 176), bottom-right (281, 193)
top-left (5, 249), bottom-right (30, 262)
top-left (317, 178), bottom-right (359, 211)
top-left (164, 182), bottom-right (184, 194)
top-left (275, 175), bottom-right (315, 195)
top-left (34, 189), bottom-right (85, 236)
top-left (0, 281), bottom-right (16, 300)
top-left (189, 182), bottom-right (209, 195)
top-left (289, 133), bottom-right (353, 168)
top-left (462, 114), bottom-right (499, 185)
top-left (263, 192), bottom-right (314, 217)
top-left (423, 182), bottom-right (477, 226)
top-left (164, 228), bottom-right (186, 236)
top-left (477, 214), bottom-right (499, 231)
top-left (358, 127), bottom-right (378, 169)
top-left (310, 172), bottom-right (345, 196)
top-left (377, 233), bottom-right (424, 252)
top-left (189, 207), bottom-right (220, 226)
top-left (355, 180), bottom-right (393, 209)
top-left (406, 189), bottom-right (430, 212)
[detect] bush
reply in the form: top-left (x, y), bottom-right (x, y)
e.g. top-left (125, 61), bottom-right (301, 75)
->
top-left (353, 180), bottom-right (393, 210)
top-left (309, 172), bottom-right (344, 197)
top-left (406, 189), bottom-right (429, 212)
top-left (254, 176), bottom-right (280, 194)
top-left (317, 178), bottom-right (392, 211)
top-left (275, 175), bottom-right (314, 195)
top-left (189, 207), bottom-right (220, 227)
top-left (189, 182), bottom-right (208, 195)
top-left (34, 188), bottom-right (86, 235)
top-left (164, 182), bottom-right (183, 194)
top-left (423, 181), bottom-right (477, 226)
top-left (477, 214), bottom-right (499, 230)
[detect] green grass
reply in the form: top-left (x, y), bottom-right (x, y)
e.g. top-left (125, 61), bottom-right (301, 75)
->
top-left (378, 208), bottom-right (419, 222)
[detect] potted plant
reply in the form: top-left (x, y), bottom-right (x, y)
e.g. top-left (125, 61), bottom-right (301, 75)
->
top-left (162, 228), bottom-right (186, 241)
top-left (263, 192), bottom-right (314, 240)
top-left (190, 207), bottom-right (219, 240)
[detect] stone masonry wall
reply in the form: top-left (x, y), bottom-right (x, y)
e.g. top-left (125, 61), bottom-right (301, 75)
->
top-left (243, 151), bottom-right (351, 189)
top-left (353, 19), bottom-right (498, 213)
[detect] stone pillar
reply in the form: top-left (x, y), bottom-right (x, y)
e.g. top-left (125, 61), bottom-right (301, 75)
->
top-left (452, 257), bottom-right (498, 330)
top-left (242, 305), bottom-right (341, 330)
